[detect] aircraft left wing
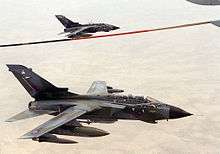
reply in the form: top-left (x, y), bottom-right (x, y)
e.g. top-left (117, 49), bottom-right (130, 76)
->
top-left (20, 104), bottom-right (99, 139)
top-left (87, 81), bottom-right (108, 95)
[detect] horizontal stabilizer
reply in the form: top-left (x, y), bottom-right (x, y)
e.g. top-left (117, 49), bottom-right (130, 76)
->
top-left (6, 109), bottom-right (56, 122)
top-left (211, 20), bottom-right (220, 27)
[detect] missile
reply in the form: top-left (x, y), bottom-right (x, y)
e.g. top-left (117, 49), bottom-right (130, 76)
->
top-left (186, 0), bottom-right (220, 5)
top-left (50, 125), bottom-right (110, 137)
top-left (32, 133), bottom-right (77, 144)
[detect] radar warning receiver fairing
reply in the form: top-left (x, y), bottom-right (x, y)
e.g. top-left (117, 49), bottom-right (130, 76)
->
top-left (55, 15), bottom-right (120, 38)
top-left (6, 65), bottom-right (192, 144)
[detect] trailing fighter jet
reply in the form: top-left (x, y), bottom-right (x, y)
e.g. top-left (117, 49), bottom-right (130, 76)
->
top-left (55, 15), bottom-right (120, 38)
top-left (6, 64), bottom-right (192, 143)
top-left (186, 0), bottom-right (220, 5)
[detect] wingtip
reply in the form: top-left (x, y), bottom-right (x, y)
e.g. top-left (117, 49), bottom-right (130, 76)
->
top-left (19, 131), bottom-right (37, 139)
top-left (19, 134), bottom-right (33, 139)
top-left (211, 20), bottom-right (220, 27)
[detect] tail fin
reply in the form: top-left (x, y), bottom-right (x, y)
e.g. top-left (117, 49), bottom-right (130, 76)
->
top-left (7, 64), bottom-right (77, 100)
top-left (55, 15), bottom-right (81, 28)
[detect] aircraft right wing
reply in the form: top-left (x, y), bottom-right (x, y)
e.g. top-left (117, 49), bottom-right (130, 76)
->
top-left (20, 104), bottom-right (99, 139)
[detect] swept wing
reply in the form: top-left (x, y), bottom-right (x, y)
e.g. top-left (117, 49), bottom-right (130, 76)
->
top-left (20, 101), bottom-right (125, 139)
top-left (20, 104), bottom-right (98, 139)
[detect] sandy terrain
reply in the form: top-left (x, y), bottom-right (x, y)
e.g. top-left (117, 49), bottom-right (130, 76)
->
top-left (0, 0), bottom-right (220, 153)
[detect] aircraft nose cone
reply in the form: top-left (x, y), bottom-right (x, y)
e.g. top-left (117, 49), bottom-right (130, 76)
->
top-left (169, 106), bottom-right (193, 119)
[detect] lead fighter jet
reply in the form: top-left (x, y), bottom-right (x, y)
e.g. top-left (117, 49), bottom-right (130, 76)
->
top-left (6, 65), bottom-right (192, 143)
top-left (55, 15), bottom-right (120, 38)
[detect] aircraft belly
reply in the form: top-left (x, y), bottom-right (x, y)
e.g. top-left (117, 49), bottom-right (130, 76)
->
top-left (79, 108), bottom-right (137, 121)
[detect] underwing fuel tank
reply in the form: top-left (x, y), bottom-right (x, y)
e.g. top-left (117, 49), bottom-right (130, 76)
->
top-left (186, 0), bottom-right (220, 5)
top-left (32, 134), bottom-right (77, 144)
top-left (50, 125), bottom-right (110, 137)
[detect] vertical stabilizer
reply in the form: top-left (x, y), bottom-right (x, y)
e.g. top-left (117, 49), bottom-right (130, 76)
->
top-left (55, 15), bottom-right (81, 28)
top-left (7, 64), bottom-right (77, 99)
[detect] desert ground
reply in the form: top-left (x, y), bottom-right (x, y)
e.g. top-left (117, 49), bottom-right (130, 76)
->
top-left (0, 0), bottom-right (220, 153)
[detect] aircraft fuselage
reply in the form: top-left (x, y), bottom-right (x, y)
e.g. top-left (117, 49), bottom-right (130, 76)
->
top-left (29, 94), bottom-right (192, 124)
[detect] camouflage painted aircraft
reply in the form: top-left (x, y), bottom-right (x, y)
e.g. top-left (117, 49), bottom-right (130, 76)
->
top-left (6, 65), bottom-right (192, 143)
top-left (186, 0), bottom-right (220, 5)
top-left (55, 15), bottom-right (120, 38)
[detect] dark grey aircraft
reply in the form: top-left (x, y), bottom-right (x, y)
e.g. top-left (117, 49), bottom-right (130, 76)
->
top-left (186, 0), bottom-right (220, 5)
top-left (55, 15), bottom-right (120, 38)
top-left (6, 65), bottom-right (192, 144)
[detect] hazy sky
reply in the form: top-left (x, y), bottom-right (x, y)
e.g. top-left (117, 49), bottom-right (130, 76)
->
top-left (0, 0), bottom-right (220, 153)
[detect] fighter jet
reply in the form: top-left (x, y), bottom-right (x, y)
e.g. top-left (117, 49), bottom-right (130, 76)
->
top-left (6, 64), bottom-right (192, 143)
top-left (55, 15), bottom-right (120, 38)
top-left (186, 0), bottom-right (220, 5)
